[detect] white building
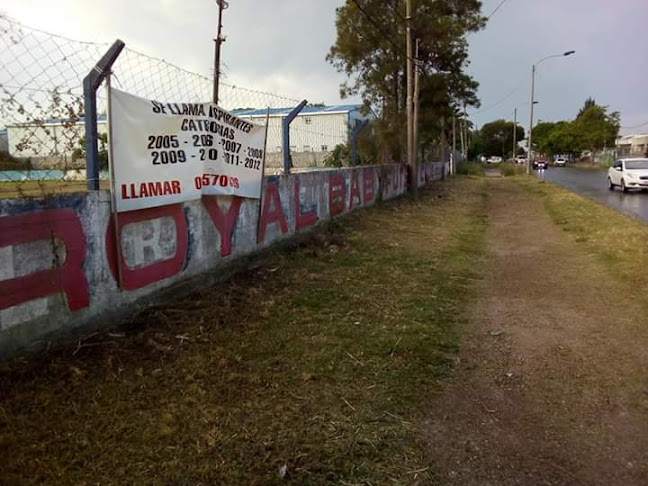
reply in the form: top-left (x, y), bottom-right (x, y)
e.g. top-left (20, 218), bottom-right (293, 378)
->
top-left (233, 105), bottom-right (374, 168)
top-left (616, 133), bottom-right (648, 158)
top-left (6, 115), bottom-right (107, 167)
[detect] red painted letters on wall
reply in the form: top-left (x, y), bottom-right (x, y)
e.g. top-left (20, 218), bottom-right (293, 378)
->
top-left (329, 173), bottom-right (346, 217)
top-left (363, 168), bottom-right (375, 203)
top-left (202, 196), bottom-right (243, 257)
top-left (294, 178), bottom-right (317, 230)
top-left (349, 171), bottom-right (362, 209)
top-left (258, 181), bottom-right (288, 243)
top-left (0, 209), bottom-right (89, 311)
top-left (105, 204), bottom-right (188, 290)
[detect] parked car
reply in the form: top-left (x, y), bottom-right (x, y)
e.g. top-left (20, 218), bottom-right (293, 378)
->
top-left (554, 157), bottom-right (567, 167)
top-left (487, 156), bottom-right (502, 164)
top-left (515, 156), bottom-right (527, 165)
top-left (532, 158), bottom-right (548, 170)
top-left (607, 158), bottom-right (648, 192)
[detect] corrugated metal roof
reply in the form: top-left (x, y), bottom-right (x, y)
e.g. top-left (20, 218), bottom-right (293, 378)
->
top-left (232, 105), bottom-right (364, 117)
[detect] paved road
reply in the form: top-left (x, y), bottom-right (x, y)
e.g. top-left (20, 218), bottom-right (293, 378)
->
top-left (536, 167), bottom-right (648, 223)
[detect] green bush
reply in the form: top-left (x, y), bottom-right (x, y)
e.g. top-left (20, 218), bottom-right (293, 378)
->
top-left (456, 161), bottom-right (484, 176)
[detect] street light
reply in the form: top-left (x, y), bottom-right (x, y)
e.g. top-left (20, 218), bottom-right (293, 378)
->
top-left (527, 50), bottom-right (575, 174)
top-left (513, 101), bottom-right (537, 161)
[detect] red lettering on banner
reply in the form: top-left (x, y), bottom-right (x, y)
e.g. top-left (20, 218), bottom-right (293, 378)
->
top-left (106, 204), bottom-right (188, 290)
top-left (0, 209), bottom-right (89, 311)
top-left (349, 170), bottom-right (362, 209)
top-left (258, 182), bottom-right (288, 243)
top-left (121, 180), bottom-right (182, 200)
top-left (294, 178), bottom-right (317, 230)
top-left (363, 168), bottom-right (375, 203)
top-left (202, 196), bottom-right (243, 256)
top-left (329, 173), bottom-right (346, 217)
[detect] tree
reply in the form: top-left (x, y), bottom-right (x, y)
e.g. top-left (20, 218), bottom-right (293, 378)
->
top-left (327, 0), bottom-right (486, 162)
top-left (543, 122), bottom-right (582, 157)
top-left (532, 121), bottom-right (566, 156)
top-left (530, 100), bottom-right (619, 160)
top-left (479, 119), bottom-right (525, 158)
top-left (576, 97), bottom-right (596, 119)
top-left (572, 104), bottom-right (620, 157)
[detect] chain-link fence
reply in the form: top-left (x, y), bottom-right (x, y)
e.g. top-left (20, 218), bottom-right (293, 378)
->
top-left (0, 15), bottom-right (312, 197)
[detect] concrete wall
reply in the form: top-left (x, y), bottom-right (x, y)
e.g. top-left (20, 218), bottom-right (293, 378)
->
top-left (0, 162), bottom-right (445, 357)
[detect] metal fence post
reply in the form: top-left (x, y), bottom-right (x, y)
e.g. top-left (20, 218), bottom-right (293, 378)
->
top-left (282, 99), bottom-right (307, 174)
top-left (350, 119), bottom-right (369, 166)
top-left (83, 39), bottom-right (125, 190)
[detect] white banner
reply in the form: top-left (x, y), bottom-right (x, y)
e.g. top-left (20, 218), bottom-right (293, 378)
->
top-left (110, 88), bottom-right (266, 212)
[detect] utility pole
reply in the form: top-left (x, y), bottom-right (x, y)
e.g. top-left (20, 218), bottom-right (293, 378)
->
top-left (405, 0), bottom-right (417, 198)
top-left (452, 113), bottom-right (457, 174)
top-left (463, 104), bottom-right (468, 160)
top-left (526, 50), bottom-right (575, 174)
top-left (413, 37), bottom-right (420, 177)
top-left (527, 64), bottom-right (535, 174)
top-left (212, 0), bottom-right (228, 104)
top-left (513, 107), bottom-right (517, 160)
top-left (459, 114), bottom-right (465, 162)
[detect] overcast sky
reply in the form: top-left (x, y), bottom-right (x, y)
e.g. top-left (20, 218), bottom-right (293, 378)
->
top-left (2, 0), bottom-right (646, 134)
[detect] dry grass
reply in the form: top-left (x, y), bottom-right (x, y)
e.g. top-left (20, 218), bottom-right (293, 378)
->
top-left (0, 178), bottom-right (488, 484)
top-left (516, 177), bottom-right (648, 288)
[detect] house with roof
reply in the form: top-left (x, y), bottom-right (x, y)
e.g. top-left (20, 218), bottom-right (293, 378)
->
top-left (616, 133), bottom-right (648, 158)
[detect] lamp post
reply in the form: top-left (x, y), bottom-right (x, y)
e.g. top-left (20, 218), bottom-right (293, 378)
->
top-left (512, 102), bottom-right (537, 161)
top-left (527, 50), bottom-right (575, 174)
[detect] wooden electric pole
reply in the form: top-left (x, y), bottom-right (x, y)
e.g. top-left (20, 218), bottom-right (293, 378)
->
top-left (405, 0), bottom-right (417, 198)
top-left (413, 37), bottom-right (421, 180)
top-left (212, 0), bottom-right (228, 104)
top-left (452, 113), bottom-right (457, 174)
top-left (513, 107), bottom-right (517, 160)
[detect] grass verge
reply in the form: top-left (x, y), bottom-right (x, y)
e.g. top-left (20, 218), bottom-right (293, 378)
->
top-left (456, 161), bottom-right (484, 176)
top-left (499, 163), bottom-right (526, 177)
top-left (0, 178), bottom-right (488, 484)
top-left (516, 177), bottom-right (648, 288)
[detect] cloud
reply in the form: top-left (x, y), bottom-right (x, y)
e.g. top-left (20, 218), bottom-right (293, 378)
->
top-left (1, 0), bottom-right (353, 107)
top-left (2, 0), bottom-right (644, 131)
top-left (469, 0), bottom-right (648, 133)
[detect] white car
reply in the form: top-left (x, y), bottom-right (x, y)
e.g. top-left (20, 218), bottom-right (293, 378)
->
top-left (515, 156), bottom-right (527, 165)
top-left (554, 157), bottom-right (567, 167)
top-left (608, 158), bottom-right (648, 192)
top-left (486, 156), bottom-right (502, 164)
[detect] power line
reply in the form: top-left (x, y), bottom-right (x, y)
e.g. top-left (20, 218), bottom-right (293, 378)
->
top-left (468, 77), bottom-right (526, 116)
top-left (349, 0), bottom-right (403, 54)
top-left (487, 0), bottom-right (510, 19)
top-left (349, 0), bottom-right (425, 69)
top-left (621, 120), bottom-right (648, 130)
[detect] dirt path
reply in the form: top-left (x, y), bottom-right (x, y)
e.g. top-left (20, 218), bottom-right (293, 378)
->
top-left (425, 179), bottom-right (648, 485)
